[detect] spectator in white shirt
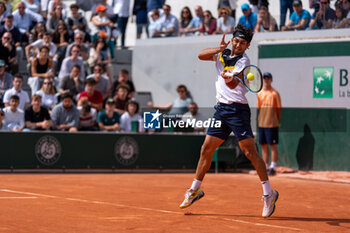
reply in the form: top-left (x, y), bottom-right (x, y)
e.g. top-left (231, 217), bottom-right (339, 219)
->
top-left (120, 100), bottom-right (143, 132)
top-left (3, 74), bottom-right (30, 111)
top-left (2, 95), bottom-right (25, 131)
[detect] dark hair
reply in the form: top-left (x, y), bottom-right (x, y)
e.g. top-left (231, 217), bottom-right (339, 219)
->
top-left (61, 93), bottom-right (73, 100)
top-left (176, 84), bottom-right (188, 93)
top-left (0, 2), bottom-right (7, 12)
top-left (85, 78), bottom-right (97, 86)
top-left (10, 95), bottom-right (20, 101)
top-left (116, 84), bottom-right (130, 92)
top-left (32, 94), bottom-right (42, 101)
top-left (126, 100), bottom-right (139, 114)
top-left (39, 46), bottom-right (50, 52)
top-left (72, 44), bottom-right (81, 51)
top-left (72, 65), bottom-right (81, 71)
top-left (232, 24), bottom-right (254, 43)
top-left (13, 74), bottom-right (23, 80)
top-left (43, 32), bottom-right (51, 37)
top-left (70, 4), bottom-right (79, 10)
top-left (120, 69), bottom-right (129, 75)
top-left (82, 104), bottom-right (91, 113)
top-left (93, 37), bottom-right (108, 50)
top-left (180, 6), bottom-right (193, 22)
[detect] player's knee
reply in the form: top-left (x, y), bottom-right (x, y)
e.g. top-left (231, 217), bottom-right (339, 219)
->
top-left (242, 148), bottom-right (258, 161)
top-left (200, 144), bottom-right (213, 157)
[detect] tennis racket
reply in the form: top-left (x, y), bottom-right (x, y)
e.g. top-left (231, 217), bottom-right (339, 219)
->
top-left (226, 65), bottom-right (263, 93)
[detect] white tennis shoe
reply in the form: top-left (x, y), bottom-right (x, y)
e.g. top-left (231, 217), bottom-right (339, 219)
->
top-left (262, 189), bottom-right (279, 217)
top-left (179, 188), bottom-right (205, 209)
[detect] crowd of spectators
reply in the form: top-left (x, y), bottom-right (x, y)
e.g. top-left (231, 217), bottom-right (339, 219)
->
top-left (146, 0), bottom-right (349, 38)
top-left (0, 0), bottom-right (349, 133)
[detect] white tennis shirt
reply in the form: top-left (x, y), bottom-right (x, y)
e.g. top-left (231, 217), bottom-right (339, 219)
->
top-left (214, 50), bottom-right (250, 104)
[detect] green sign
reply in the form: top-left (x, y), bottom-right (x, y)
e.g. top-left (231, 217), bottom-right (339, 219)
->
top-left (313, 67), bottom-right (333, 98)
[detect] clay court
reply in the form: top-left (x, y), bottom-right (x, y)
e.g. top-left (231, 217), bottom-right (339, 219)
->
top-left (0, 173), bottom-right (349, 233)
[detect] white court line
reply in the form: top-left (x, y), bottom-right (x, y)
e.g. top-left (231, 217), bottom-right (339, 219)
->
top-left (0, 189), bottom-right (301, 231)
top-left (0, 197), bottom-right (38, 199)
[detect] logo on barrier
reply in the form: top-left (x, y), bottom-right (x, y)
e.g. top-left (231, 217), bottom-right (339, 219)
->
top-left (35, 136), bottom-right (62, 166)
top-left (313, 67), bottom-right (333, 98)
top-left (143, 110), bottom-right (162, 129)
top-left (114, 136), bottom-right (139, 166)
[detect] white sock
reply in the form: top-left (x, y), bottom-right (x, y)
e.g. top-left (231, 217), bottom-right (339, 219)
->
top-left (270, 161), bottom-right (277, 169)
top-left (190, 179), bottom-right (202, 191)
top-left (261, 180), bottom-right (273, 196)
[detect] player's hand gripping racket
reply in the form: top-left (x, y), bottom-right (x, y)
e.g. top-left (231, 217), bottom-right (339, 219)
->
top-left (225, 65), bottom-right (263, 93)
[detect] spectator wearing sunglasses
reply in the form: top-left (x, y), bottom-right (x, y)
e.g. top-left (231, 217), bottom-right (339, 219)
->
top-left (36, 78), bottom-right (57, 111)
top-left (215, 6), bottom-right (235, 34)
top-left (309, 0), bottom-right (335, 29)
top-left (238, 3), bottom-right (257, 31)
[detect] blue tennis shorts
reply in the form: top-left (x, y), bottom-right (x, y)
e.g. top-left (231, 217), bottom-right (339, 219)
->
top-left (258, 127), bottom-right (279, 145)
top-left (207, 103), bottom-right (253, 141)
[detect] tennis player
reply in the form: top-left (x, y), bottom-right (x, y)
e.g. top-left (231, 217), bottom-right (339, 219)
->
top-left (179, 24), bottom-right (279, 217)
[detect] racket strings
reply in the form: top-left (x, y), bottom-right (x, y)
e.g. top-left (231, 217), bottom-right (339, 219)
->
top-left (243, 66), bottom-right (262, 92)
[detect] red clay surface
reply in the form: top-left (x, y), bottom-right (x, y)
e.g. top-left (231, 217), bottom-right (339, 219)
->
top-left (0, 173), bottom-right (350, 233)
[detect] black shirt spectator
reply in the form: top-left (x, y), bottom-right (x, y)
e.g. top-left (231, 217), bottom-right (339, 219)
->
top-left (0, 14), bottom-right (22, 46)
top-left (0, 32), bottom-right (16, 66)
top-left (25, 105), bottom-right (51, 130)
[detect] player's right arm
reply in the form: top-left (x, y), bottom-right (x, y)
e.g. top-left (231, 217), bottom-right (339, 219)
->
top-left (198, 34), bottom-right (230, 61)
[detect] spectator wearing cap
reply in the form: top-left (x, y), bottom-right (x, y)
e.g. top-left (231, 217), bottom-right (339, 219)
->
top-left (280, 0), bottom-right (294, 29)
top-left (51, 93), bottom-right (79, 132)
top-left (91, 0), bottom-right (114, 18)
top-left (58, 44), bottom-right (85, 81)
top-left (86, 64), bottom-right (111, 100)
top-left (0, 59), bottom-right (13, 108)
top-left (238, 3), bottom-right (258, 31)
top-left (282, 0), bottom-right (311, 31)
top-left (309, 0), bottom-right (335, 29)
top-left (66, 4), bottom-right (90, 41)
top-left (120, 100), bottom-right (144, 132)
top-left (2, 95), bottom-right (25, 131)
top-left (77, 78), bottom-right (103, 111)
top-left (25, 94), bottom-right (53, 131)
top-left (0, 108), bottom-right (5, 130)
top-left (97, 97), bottom-right (121, 131)
top-left (215, 6), bottom-right (235, 34)
top-left (3, 74), bottom-right (30, 111)
top-left (257, 72), bottom-right (282, 176)
top-left (78, 103), bottom-right (98, 131)
top-left (12, 2), bottom-right (43, 43)
top-left (153, 4), bottom-right (179, 37)
top-left (58, 65), bottom-right (84, 98)
top-left (91, 5), bottom-right (115, 40)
